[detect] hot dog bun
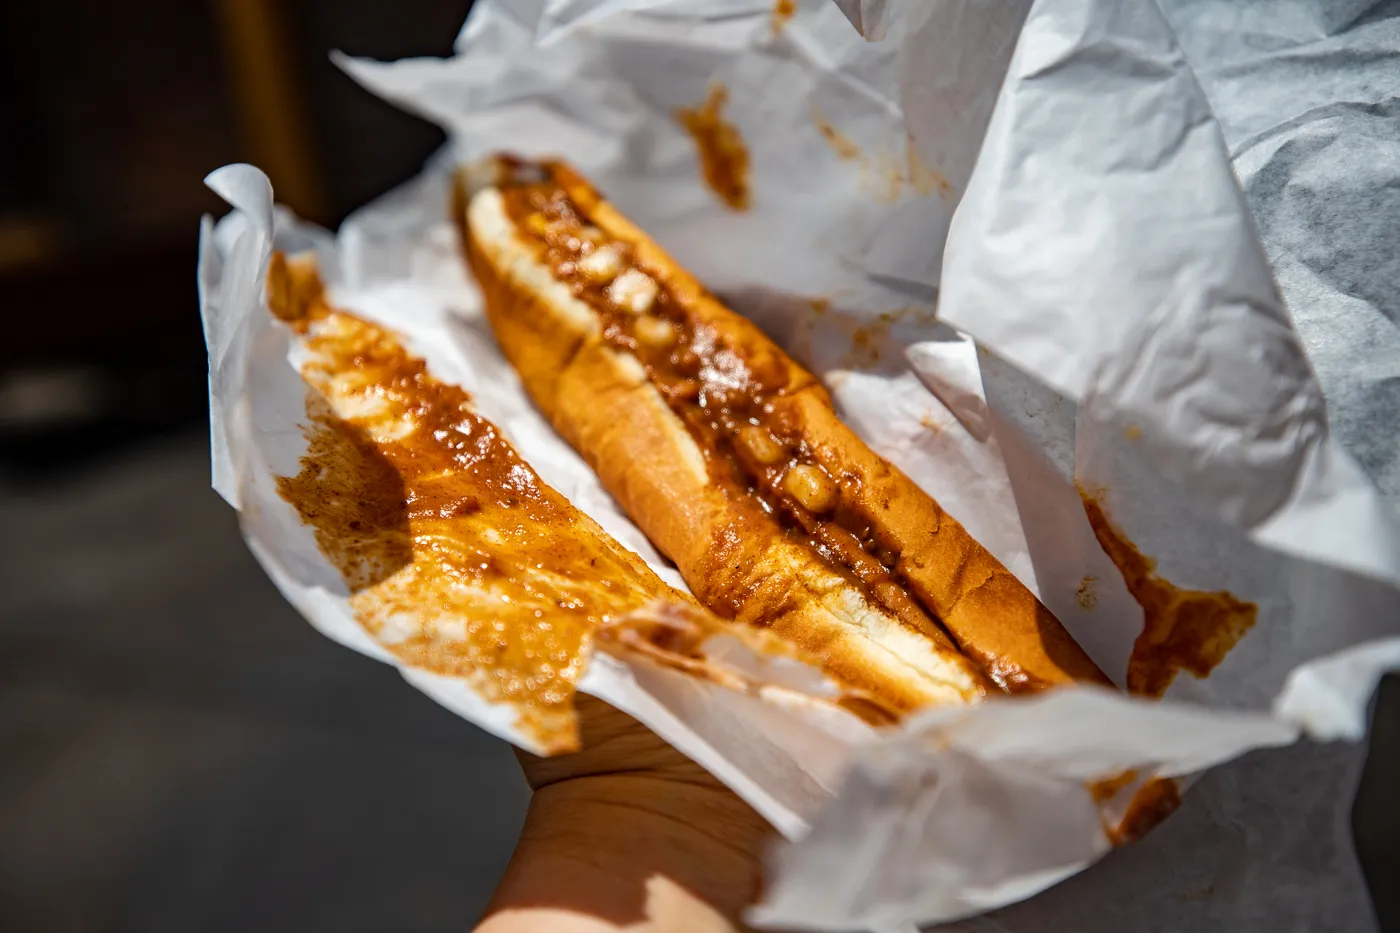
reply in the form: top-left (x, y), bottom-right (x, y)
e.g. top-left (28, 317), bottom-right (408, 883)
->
top-left (457, 158), bottom-right (1111, 709)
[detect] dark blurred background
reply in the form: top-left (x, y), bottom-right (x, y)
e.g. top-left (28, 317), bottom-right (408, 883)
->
top-left (0, 0), bottom-right (478, 474)
top-left (0, 2), bottom-right (1395, 931)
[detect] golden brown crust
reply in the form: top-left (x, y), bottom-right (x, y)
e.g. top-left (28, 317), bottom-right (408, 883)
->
top-left (460, 158), bottom-right (1110, 706)
top-left (776, 389), bottom-right (1112, 688)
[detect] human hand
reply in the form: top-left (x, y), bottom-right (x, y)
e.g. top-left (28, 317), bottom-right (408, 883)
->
top-left (476, 693), bottom-right (773, 933)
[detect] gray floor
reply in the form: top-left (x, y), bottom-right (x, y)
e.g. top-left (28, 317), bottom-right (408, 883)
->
top-left (1, 432), bottom-right (1394, 931)
top-left (0, 434), bottom-right (529, 932)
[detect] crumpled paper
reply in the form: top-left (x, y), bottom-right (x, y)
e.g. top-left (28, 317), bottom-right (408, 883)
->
top-left (198, 0), bottom-right (1400, 929)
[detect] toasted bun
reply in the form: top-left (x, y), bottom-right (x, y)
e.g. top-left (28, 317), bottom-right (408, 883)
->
top-left (459, 159), bottom-right (1110, 708)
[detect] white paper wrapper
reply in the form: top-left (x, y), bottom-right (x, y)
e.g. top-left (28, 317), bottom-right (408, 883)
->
top-left (198, 0), bottom-right (1400, 929)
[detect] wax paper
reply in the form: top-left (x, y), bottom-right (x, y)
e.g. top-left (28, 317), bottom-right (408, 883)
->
top-left (198, 0), bottom-right (1400, 928)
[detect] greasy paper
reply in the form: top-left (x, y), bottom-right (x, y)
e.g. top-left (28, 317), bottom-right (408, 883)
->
top-left (198, 0), bottom-right (1400, 930)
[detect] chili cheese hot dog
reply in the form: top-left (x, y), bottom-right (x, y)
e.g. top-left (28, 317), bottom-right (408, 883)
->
top-left (457, 158), bottom-right (1112, 711)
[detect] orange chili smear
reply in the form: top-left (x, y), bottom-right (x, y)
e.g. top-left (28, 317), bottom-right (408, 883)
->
top-left (812, 105), bottom-right (862, 161)
top-left (675, 83), bottom-right (752, 212)
top-left (266, 253), bottom-right (678, 752)
top-left (1087, 770), bottom-right (1183, 846)
top-left (1109, 778), bottom-right (1182, 846)
top-left (1087, 768), bottom-right (1140, 804)
top-left (1080, 490), bottom-right (1257, 697)
top-left (771, 0), bottom-right (796, 36)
